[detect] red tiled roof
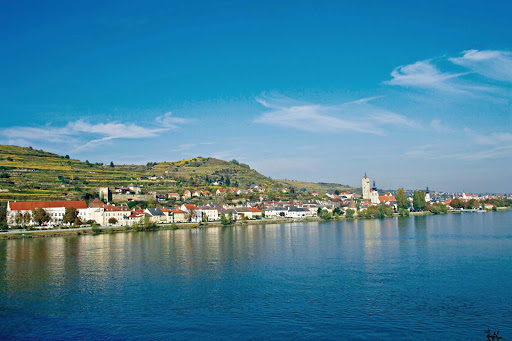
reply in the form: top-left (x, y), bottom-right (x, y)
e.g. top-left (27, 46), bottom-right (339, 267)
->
top-left (183, 204), bottom-right (200, 210)
top-left (171, 209), bottom-right (186, 214)
top-left (9, 201), bottom-right (87, 211)
top-left (104, 204), bottom-right (130, 212)
top-left (89, 198), bottom-right (105, 208)
top-left (249, 207), bottom-right (261, 212)
top-left (379, 195), bottom-right (396, 202)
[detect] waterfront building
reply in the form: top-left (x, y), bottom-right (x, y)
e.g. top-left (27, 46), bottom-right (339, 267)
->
top-left (370, 181), bottom-right (380, 204)
top-left (425, 187), bottom-right (431, 202)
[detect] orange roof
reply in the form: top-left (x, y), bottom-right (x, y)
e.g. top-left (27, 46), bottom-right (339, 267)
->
top-left (89, 198), bottom-right (105, 208)
top-left (379, 195), bottom-right (396, 202)
top-left (171, 209), bottom-right (187, 214)
top-left (249, 207), bottom-right (261, 212)
top-left (183, 204), bottom-right (200, 210)
top-left (9, 201), bottom-right (88, 211)
top-left (104, 204), bottom-right (130, 212)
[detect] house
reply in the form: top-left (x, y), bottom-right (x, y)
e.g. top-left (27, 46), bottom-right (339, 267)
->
top-left (285, 206), bottom-right (308, 218)
top-left (249, 207), bottom-right (262, 218)
top-left (168, 193), bottom-right (180, 200)
top-left (310, 191), bottom-right (319, 197)
top-left (378, 192), bottom-right (396, 204)
top-left (148, 175), bottom-right (158, 180)
top-left (103, 204), bottom-right (131, 225)
top-left (202, 190), bottom-right (212, 196)
top-left (179, 204), bottom-right (203, 222)
top-left (230, 188), bottom-right (241, 195)
top-left (259, 194), bottom-right (268, 202)
top-left (127, 211), bottom-right (149, 225)
top-left (183, 190), bottom-right (192, 199)
top-left (6, 200), bottom-right (89, 227)
top-left (235, 207), bottom-right (253, 219)
top-left (161, 207), bottom-right (188, 223)
top-left (144, 208), bottom-right (166, 223)
top-left (264, 206), bottom-right (287, 218)
top-left (200, 206), bottom-right (219, 221)
top-left (192, 190), bottom-right (202, 197)
top-left (216, 188), bottom-right (226, 196)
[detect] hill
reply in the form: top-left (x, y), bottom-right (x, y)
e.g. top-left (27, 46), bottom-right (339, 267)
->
top-left (0, 145), bottom-right (281, 203)
top-left (0, 145), bottom-right (354, 203)
top-left (277, 179), bottom-right (353, 194)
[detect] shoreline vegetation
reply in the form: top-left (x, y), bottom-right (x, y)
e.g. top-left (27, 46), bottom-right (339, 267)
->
top-left (1, 208), bottom-right (509, 240)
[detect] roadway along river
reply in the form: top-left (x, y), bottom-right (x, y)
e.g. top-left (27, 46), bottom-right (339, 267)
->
top-left (1, 211), bottom-right (511, 340)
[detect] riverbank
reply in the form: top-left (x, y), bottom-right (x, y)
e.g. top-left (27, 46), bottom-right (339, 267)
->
top-left (0, 209), bottom-right (508, 240)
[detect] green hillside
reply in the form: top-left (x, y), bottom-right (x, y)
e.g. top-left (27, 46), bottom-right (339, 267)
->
top-left (277, 179), bottom-right (353, 194)
top-left (0, 145), bottom-right (280, 203)
top-left (0, 145), bottom-right (354, 203)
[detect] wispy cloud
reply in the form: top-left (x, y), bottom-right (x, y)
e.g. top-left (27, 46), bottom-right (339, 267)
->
top-left (254, 95), bottom-right (417, 135)
top-left (430, 119), bottom-right (451, 133)
top-left (449, 50), bottom-right (512, 82)
top-left (0, 112), bottom-right (189, 152)
top-left (384, 59), bottom-right (468, 91)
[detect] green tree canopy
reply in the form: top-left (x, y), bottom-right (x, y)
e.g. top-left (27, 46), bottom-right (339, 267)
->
top-left (396, 188), bottom-right (409, 210)
top-left (413, 190), bottom-right (427, 211)
top-left (63, 207), bottom-right (78, 224)
top-left (32, 207), bottom-right (51, 226)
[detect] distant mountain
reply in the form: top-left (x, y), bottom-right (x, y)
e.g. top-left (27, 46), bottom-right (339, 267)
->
top-left (277, 179), bottom-right (353, 194)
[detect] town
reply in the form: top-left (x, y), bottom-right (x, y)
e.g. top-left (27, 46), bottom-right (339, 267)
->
top-left (3, 174), bottom-right (511, 230)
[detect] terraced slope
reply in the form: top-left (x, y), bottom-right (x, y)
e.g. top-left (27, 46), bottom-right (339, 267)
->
top-left (0, 145), bottom-right (280, 202)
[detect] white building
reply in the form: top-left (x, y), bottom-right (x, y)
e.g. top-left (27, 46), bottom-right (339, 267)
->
top-left (362, 174), bottom-right (371, 200)
top-left (370, 181), bottom-right (380, 204)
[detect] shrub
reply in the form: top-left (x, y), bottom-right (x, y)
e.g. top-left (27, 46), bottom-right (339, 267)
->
top-left (91, 224), bottom-right (101, 234)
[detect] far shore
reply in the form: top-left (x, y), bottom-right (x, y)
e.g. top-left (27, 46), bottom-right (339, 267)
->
top-left (1, 208), bottom-right (509, 240)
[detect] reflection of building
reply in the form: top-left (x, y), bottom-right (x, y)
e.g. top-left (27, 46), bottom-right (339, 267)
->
top-left (362, 174), bottom-right (371, 200)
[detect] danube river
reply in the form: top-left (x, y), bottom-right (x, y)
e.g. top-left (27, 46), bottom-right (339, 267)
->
top-left (1, 212), bottom-right (511, 340)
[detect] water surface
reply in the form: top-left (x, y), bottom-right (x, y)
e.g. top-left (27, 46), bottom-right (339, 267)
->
top-left (1, 212), bottom-right (511, 340)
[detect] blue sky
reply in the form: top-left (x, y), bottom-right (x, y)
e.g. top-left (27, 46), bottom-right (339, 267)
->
top-left (1, 1), bottom-right (511, 192)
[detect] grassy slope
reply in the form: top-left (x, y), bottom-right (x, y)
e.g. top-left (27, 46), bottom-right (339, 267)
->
top-left (277, 179), bottom-right (353, 193)
top-left (0, 145), bottom-right (279, 202)
top-left (0, 145), bottom-right (353, 203)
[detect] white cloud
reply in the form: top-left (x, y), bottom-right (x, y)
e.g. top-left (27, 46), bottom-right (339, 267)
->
top-left (254, 95), bottom-right (416, 135)
top-left (449, 50), bottom-right (512, 82)
top-left (384, 60), bottom-right (468, 91)
top-left (155, 112), bottom-right (191, 128)
top-left (0, 112), bottom-right (189, 152)
top-left (430, 119), bottom-right (451, 133)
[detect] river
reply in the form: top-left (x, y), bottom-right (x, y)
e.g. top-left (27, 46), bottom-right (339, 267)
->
top-left (1, 211), bottom-right (511, 340)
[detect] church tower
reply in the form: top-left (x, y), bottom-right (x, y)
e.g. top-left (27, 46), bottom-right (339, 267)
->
top-left (370, 180), bottom-right (380, 204)
top-left (362, 173), bottom-right (371, 199)
top-left (425, 186), bottom-right (431, 202)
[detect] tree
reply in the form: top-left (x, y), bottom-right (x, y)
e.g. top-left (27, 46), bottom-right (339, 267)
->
top-left (450, 198), bottom-right (464, 209)
top-left (32, 207), bottom-right (51, 226)
top-left (220, 213), bottom-right (229, 226)
top-left (0, 204), bottom-right (8, 229)
top-left (320, 209), bottom-right (332, 221)
top-left (23, 212), bottom-right (31, 226)
top-left (345, 209), bottom-right (355, 219)
top-left (186, 209), bottom-right (197, 222)
top-left (109, 161), bottom-right (115, 167)
top-left (15, 211), bottom-right (23, 226)
top-left (467, 199), bottom-right (479, 209)
top-left (396, 188), bottom-right (409, 210)
top-left (108, 217), bottom-right (118, 225)
top-left (430, 203), bottom-right (448, 214)
top-left (413, 190), bottom-right (426, 211)
top-left (64, 155), bottom-right (70, 159)
top-left (63, 207), bottom-right (79, 225)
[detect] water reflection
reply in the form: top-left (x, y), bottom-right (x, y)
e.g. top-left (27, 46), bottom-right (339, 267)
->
top-left (0, 212), bottom-right (511, 340)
